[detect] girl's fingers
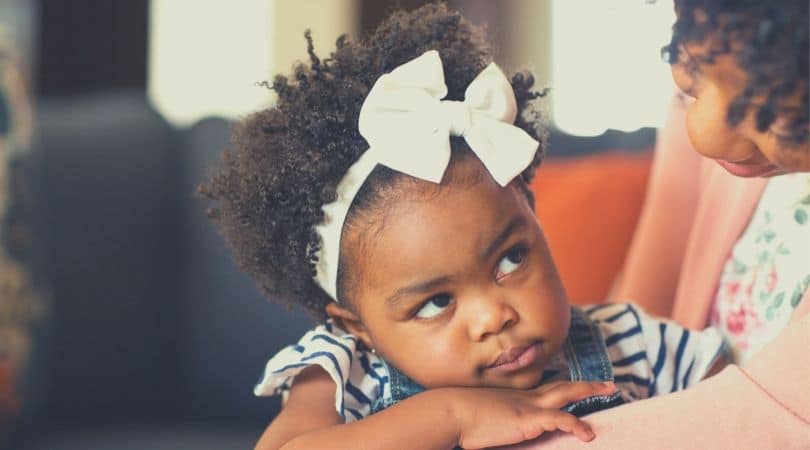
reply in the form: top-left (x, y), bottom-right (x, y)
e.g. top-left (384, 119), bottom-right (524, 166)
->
top-left (534, 409), bottom-right (595, 442)
top-left (532, 380), bottom-right (571, 395)
top-left (534, 381), bottom-right (615, 409)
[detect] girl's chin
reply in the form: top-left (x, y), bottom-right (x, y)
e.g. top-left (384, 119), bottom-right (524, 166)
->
top-left (491, 365), bottom-right (548, 390)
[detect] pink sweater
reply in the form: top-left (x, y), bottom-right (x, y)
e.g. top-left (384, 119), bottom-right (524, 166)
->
top-left (506, 96), bottom-right (810, 449)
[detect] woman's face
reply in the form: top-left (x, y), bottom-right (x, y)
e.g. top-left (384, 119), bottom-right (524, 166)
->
top-left (670, 42), bottom-right (809, 177)
top-left (330, 155), bottom-right (570, 390)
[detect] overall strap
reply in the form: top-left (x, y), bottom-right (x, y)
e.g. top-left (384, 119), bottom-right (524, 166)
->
top-left (563, 306), bottom-right (614, 382)
top-left (562, 307), bottom-right (624, 417)
top-left (370, 359), bottom-right (425, 414)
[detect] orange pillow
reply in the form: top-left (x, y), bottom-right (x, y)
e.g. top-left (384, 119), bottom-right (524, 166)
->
top-left (530, 151), bottom-right (652, 305)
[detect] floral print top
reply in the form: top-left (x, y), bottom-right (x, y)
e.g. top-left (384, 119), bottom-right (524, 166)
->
top-left (711, 173), bottom-right (810, 365)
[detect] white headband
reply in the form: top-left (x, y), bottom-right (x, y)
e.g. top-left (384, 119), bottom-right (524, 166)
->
top-left (314, 50), bottom-right (539, 301)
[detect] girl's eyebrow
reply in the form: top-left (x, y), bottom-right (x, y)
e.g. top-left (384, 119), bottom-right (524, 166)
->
top-left (385, 275), bottom-right (457, 308)
top-left (383, 215), bottom-right (527, 308)
top-left (481, 216), bottom-right (527, 261)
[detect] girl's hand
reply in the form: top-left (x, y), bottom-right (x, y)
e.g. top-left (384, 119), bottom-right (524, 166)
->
top-left (446, 381), bottom-right (616, 449)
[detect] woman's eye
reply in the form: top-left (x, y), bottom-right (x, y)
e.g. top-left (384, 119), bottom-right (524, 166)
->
top-left (684, 59), bottom-right (701, 77)
top-left (671, 48), bottom-right (703, 98)
top-left (672, 62), bottom-right (701, 97)
top-left (496, 246), bottom-right (527, 280)
top-left (414, 294), bottom-right (453, 319)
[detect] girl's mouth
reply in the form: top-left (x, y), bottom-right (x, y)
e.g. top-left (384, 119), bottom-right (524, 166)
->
top-left (487, 343), bottom-right (540, 373)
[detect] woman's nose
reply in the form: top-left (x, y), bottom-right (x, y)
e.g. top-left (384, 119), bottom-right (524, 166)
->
top-left (468, 295), bottom-right (519, 341)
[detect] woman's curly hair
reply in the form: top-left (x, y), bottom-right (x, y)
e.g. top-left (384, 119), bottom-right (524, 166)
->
top-left (198, 4), bottom-right (547, 320)
top-left (663, 0), bottom-right (809, 144)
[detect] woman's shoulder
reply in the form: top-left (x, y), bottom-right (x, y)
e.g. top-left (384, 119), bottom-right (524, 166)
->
top-left (527, 313), bottom-right (810, 450)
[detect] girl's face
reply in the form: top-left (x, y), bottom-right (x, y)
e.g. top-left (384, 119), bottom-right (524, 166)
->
top-left (670, 42), bottom-right (809, 176)
top-left (329, 156), bottom-right (570, 390)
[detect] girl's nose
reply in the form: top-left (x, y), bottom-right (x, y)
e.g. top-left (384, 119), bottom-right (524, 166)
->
top-left (468, 295), bottom-right (519, 341)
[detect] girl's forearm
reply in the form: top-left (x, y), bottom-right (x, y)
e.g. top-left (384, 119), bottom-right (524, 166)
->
top-left (278, 389), bottom-right (461, 450)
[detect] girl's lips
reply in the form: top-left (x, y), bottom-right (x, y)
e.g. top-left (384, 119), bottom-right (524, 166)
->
top-left (487, 344), bottom-right (539, 373)
top-left (715, 159), bottom-right (781, 178)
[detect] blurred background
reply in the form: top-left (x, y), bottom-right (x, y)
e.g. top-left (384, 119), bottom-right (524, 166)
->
top-left (0, 0), bottom-right (675, 448)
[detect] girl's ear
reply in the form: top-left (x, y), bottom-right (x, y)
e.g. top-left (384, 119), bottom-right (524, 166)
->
top-left (325, 302), bottom-right (374, 349)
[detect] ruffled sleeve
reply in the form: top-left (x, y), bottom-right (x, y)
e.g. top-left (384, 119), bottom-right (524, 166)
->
top-left (633, 304), bottom-right (726, 394)
top-left (589, 303), bottom-right (725, 401)
top-left (253, 321), bottom-right (389, 422)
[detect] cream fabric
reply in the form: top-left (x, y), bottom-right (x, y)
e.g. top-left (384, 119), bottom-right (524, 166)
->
top-left (314, 50), bottom-right (539, 300)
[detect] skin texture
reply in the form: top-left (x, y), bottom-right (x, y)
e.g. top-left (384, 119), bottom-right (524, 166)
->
top-left (670, 42), bottom-right (809, 176)
top-left (256, 155), bottom-right (616, 450)
top-left (329, 154), bottom-right (571, 390)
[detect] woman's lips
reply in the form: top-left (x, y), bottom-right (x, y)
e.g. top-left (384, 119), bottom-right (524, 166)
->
top-left (715, 159), bottom-right (781, 178)
top-left (487, 344), bottom-right (539, 373)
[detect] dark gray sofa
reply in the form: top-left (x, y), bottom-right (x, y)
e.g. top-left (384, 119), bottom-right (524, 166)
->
top-left (15, 90), bottom-right (312, 449)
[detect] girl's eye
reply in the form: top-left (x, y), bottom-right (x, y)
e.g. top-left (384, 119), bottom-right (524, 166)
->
top-left (414, 294), bottom-right (453, 320)
top-left (496, 246), bottom-right (528, 280)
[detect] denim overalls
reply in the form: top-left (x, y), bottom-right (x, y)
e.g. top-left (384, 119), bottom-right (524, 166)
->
top-left (371, 306), bottom-right (624, 417)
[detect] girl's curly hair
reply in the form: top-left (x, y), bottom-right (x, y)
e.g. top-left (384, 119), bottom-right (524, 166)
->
top-left (663, 0), bottom-right (809, 144)
top-left (198, 4), bottom-right (547, 320)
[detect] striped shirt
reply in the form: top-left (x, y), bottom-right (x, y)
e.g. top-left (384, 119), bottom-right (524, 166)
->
top-left (254, 303), bottom-right (724, 421)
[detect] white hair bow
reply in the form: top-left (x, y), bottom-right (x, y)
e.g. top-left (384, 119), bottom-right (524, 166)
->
top-left (314, 50), bottom-right (539, 301)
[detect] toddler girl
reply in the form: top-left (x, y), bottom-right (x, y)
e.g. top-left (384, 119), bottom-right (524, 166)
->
top-left (200, 5), bottom-right (724, 450)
